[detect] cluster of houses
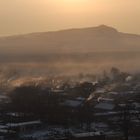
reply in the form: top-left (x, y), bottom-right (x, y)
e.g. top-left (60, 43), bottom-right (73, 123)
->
top-left (0, 119), bottom-right (105, 140)
top-left (0, 72), bottom-right (140, 140)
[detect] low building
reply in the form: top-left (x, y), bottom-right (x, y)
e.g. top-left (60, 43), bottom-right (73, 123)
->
top-left (6, 120), bottom-right (41, 133)
top-left (62, 100), bottom-right (83, 108)
top-left (71, 131), bottom-right (105, 140)
top-left (94, 102), bottom-right (115, 111)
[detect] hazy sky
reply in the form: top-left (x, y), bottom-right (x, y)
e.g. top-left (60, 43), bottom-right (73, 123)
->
top-left (0, 0), bottom-right (140, 36)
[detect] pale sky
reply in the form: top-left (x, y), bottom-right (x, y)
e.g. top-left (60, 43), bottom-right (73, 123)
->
top-left (0, 0), bottom-right (140, 36)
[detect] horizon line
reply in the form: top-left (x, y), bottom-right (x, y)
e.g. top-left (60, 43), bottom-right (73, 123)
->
top-left (0, 24), bottom-right (140, 38)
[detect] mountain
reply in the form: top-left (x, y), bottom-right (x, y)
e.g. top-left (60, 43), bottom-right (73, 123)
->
top-left (0, 25), bottom-right (140, 55)
top-left (0, 25), bottom-right (140, 74)
top-left (0, 25), bottom-right (140, 61)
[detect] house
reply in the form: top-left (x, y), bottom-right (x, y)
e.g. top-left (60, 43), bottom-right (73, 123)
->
top-left (0, 95), bottom-right (10, 104)
top-left (97, 97), bottom-right (114, 102)
top-left (71, 131), bottom-right (105, 140)
top-left (62, 100), bottom-right (83, 108)
top-left (94, 102), bottom-right (115, 111)
top-left (6, 120), bottom-right (41, 133)
top-left (132, 102), bottom-right (140, 109)
top-left (0, 124), bottom-right (17, 139)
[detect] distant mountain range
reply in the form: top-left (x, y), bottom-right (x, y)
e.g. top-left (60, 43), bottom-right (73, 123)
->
top-left (0, 25), bottom-right (140, 55)
top-left (0, 25), bottom-right (140, 65)
top-left (0, 25), bottom-right (140, 73)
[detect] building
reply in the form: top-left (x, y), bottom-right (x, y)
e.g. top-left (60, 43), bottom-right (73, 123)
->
top-left (70, 131), bottom-right (105, 140)
top-left (6, 120), bottom-right (41, 133)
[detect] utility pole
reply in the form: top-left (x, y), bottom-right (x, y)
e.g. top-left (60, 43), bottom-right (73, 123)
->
top-left (121, 103), bottom-right (131, 140)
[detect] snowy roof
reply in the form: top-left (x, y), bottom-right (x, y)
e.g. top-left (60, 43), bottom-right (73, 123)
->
top-left (97, 97), bottom-right (114, 102)
top-left (72, 131), bottom-right (103, 138)
top-left (108, 92), bottom-right (119, 95)
top-left (91, 122), bottom-right (108, 129)
top-left (0, 95), bottom-right (8, 99)
top-left (51, 89), bottom-right (64, 93)
top-left (62, 100), bottom-right (83, 108)
top-left (0, 129), bottom-right (9, 133)
top-left (95, 88), bottom-right (106, 94)
top-left (6, 120), bottom-right (41, 127)
top-left (133, 102), bottom-right (140, 108)
top-left (118, 104), bottom-right (126, 107)
top-left (0, 129), bottom-right (15, 133)
top-left (22, 127), bottom-right (69, 138)
top-left (95, 111), bottom-right (119, 116)
top-left (94, 102), bottom-right (115, 110)
top-left (0, 125), bottom-right (8, 129)
top-left (76, 97), bottom-right (85, 101)
top-left (22, 130), bottom-right (49, 138)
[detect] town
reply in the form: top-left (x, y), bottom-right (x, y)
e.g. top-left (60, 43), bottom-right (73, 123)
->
top-left (0, 68), bottom-right (140, 140)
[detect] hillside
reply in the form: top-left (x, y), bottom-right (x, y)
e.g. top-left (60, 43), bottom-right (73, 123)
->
top-left (0, 25), bottom-right (140, 74)
top-left (0, 25), bottom-right (140, 55)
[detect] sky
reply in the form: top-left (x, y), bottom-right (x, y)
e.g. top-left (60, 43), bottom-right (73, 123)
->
top-left (0, 0), bottom-right (140, 36)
